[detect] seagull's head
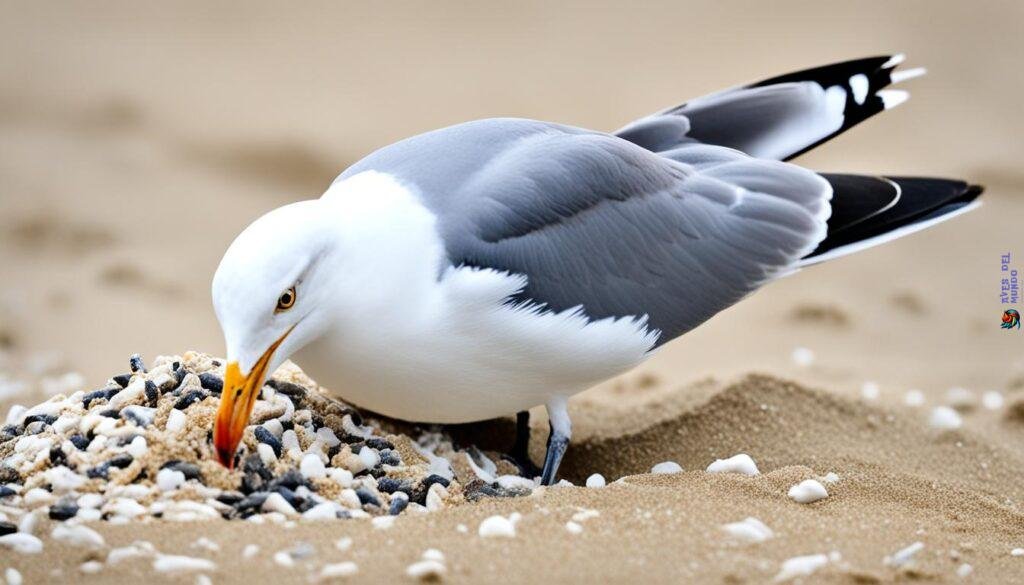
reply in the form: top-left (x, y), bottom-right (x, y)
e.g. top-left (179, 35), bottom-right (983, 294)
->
top-left (210, 199), bottom-right (340, 467)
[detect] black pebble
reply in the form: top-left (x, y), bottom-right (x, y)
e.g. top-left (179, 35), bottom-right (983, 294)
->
top-left (99, 409), bottom-right (120, 419)
top-left (377, 477), bottom-right (404, 494)
top-left (274, 486), bottom-right (302, 508)
top-left (0, 486), bottom-right (17, 499)
top-left (198, 373), bottom-right (223, 394)
top-left (82, 388), bottom-right (119, 408)
top-left (129, 353), bottom-right (147, 373)
top-left (269, 469), bottom-right (306, 492)
top-left (389, 496), bottom-right (409, 516)
top-left (173, 390), bottom-right (207, 410)
top-left (411, 474), bottom-right (451, 506)
top-left (265, 379), bottom-right (307, 400)
top-left (253, 427), bottom-right (282, 457)
top-left (86, 454), bottom-right (132, 480)
top-left (365, 438), bottom-right (394, 450)
top-left (355, 487), bottom-right (380, 507)
top-left (327, 444), bottom-right (342, 461)
top-left (49, 502), bottom-right (79, 521)
top-left (379, 450), bottom-right (401, 466)
top-left (23, 414), bottom-right (57, 427)
top-left (171, 366), bottom-right (187, 389)
top-left (108, 454), bottom-right (133, 469)
top-left (347, 410), bottom-right (363, 427)
top-left (112, 374), bottom-right (132, 388)
top-left (145, 381), bottom-right (159, 407)
top-left (161, 460), bottom-right (202, 481)
top-left (1, 424), bottom-right (21, 439)
top-left (49, 446), bottom-right (67, 466)
top-left (69, 434), bottom-right (90, 450)
top-left (216, 491), bottom-right (244, 506)
top-left (0, 521), bottom-right (16, 536)
top-left (234, 492), bottom-right (269, 516)
top-left (122, 409), bottom-right (151, 428)
top-left (423, 474), bottom-right (451, 489)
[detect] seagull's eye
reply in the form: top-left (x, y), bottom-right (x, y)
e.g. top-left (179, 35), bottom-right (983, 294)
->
top-left (275, 287), bottom-right (297, 312)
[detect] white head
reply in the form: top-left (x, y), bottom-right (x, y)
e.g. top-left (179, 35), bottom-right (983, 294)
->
top-left (210, 199), bottom-right (342, 466)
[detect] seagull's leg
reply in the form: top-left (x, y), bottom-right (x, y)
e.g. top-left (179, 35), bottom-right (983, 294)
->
top-left (502, 411), bottom-right (541, 478)
top-left (540, 396), bottom-right (572, 486)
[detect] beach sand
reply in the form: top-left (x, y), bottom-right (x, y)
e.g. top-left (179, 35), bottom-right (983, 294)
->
top-left (2, 1), bottom-right (1023, 582)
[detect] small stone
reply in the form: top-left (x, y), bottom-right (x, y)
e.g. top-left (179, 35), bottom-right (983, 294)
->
top-left (0, 532), bottom-right (44, 554)
top-left (377, 477), bottom-right (405, 494)
top-left (112, 373), bottom-right (132, 388)
top-left (929, 406), bottom-right (963, 430)
top-left (129, 353), bottom-right (147, 373)
top-left (0, 520), bottom-right (16, 536)
top-left (80, 561), bottom-right (104, 574)
top-left (166, 408), bottom-right (186, 432)
top-left (406, 559), bottom-right (446, 581)
top-left (51, 523), bottom-right (105, 548)
top-left (788, 479), bottom-right (829, 504)
top-left (157, 468), bottom-right (186, 492)
top-left (319, 562), bottom-right (359, 579)
top-left (126, 435), bottom-right (148, 458)
top-left (389, 493), bottom-right (410, 516)
top-left (152, 554), bottom-right (216, 573)
top-left (162, 460), bottom-right (202, 481)
top-left (355, 487), bottom-right (380, 507)
top-left (145, 381), bottom-right (159, 407)
top-left (173, 390), bottom-right (207, 410)
top-left (479, 515), bottom-right (516, 538)
top-left (262, 492), bottom-right (298, 516)
top-left (5, 568), bottom-right (22, 585)
top-left (49, 501), bottom-right (80, 521)
top-left (300, 454), bottom-right (326, 479)
top-left (254, 426), bottom-right (283, 457)
top-left (198, 373), bottom-right (223, 394)
top-left (69, 434), bottom-right (90, 450)
top-left (122, 405), bottom-right (156, 427)
top-left (651, 461), bottom-right (683, 474)
top-left (257, 443), bottom-right (278, 466)
top-left (706, 454), bottom-right (759, 476)
top-left (585, 474), bottom-right (606, 488)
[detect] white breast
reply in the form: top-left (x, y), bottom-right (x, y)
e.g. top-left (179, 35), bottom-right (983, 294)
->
top-left (293, 171), bottom-right (658, 423)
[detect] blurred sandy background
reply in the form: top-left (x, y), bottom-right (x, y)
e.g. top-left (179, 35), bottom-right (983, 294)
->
top-left (3, 3), bottom-right (1024, 583)
top-left (2, 0), bottom-right (1021, 397)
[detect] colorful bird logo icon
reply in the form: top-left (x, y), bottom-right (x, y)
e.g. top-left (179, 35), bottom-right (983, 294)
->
top-left (1002, 309), bottom-right (1021, 330)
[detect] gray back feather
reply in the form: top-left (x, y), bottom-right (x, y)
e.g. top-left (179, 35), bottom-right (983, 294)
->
top-left (337, 119), bottom-right (830, 346)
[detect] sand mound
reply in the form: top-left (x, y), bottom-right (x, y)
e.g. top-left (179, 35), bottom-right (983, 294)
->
top-left (2, 362), bottom-right (1022, 582)
top-left (0, 352), bottom-right (532, 529)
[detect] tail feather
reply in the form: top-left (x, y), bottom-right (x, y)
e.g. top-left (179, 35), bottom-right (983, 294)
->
top-left (616, 54), bottom-right (922, 161)
top-left (800, 175), bottom-right (984, 266)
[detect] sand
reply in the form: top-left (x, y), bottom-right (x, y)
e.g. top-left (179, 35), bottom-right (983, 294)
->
top-left (2, 1), bottom-right (1024, 583)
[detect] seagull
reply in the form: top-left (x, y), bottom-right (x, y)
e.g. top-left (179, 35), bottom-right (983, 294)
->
top-left (211, 55), bottom-right (981, 484)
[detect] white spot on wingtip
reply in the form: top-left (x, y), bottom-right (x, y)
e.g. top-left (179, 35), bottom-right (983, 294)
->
top-left (882, 53), bottom-right (906, 68)
top-left (890, 67), bottom-right (927, 84)
top-left (877, 89), bottom-right (909, 109)
top-left (849, 74), bottom-right (869, 105)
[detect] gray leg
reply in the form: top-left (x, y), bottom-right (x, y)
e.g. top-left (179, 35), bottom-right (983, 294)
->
top-left (540, 397), bottom-right (572, 486)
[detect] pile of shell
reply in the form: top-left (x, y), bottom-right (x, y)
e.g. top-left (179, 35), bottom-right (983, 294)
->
top-left (0, 351), bottom-right (526, 529)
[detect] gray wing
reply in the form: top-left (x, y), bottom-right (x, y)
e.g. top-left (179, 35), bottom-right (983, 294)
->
top-left (338, 119), bottom-right (831, 346)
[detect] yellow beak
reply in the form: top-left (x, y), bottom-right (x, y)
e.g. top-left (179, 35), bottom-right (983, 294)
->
top-left (213, 330), bottom-right (291, 468)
